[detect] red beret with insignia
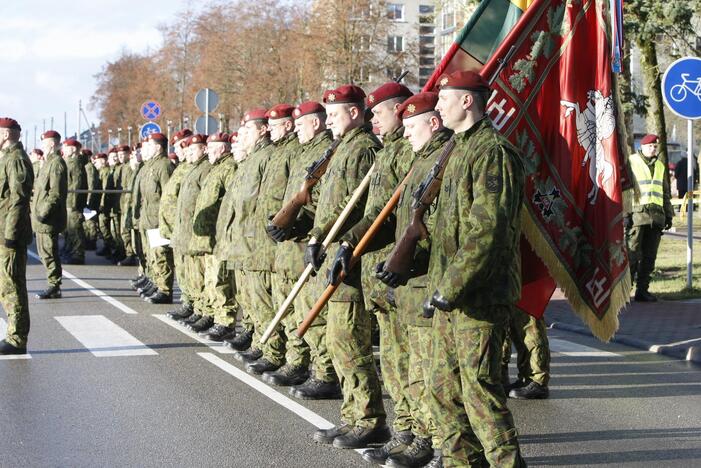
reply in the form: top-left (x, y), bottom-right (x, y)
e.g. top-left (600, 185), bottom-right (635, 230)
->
top-left (186, 134), bottom-right (207, 146)
top-left (145, 132), bottom-right (168, 145)
top-left (171, 128), bottom-right (193, 145)
top-left (0, 118), bottom-right (21, 131)
top-left (229, 132), bottom-right (239, 144)
top-left (118, 144), bottom-right (131, 152)
top-left (95, 152), bottom-right (108, 160)
top-left (640, 134), bottom-right (658, 145)
top-left (266, 104), bottom-right (295, 120)
top-left (41, 130), bottom-right (61, 140)
top-left (293, 101), bottom-right (325, 119)
top-left (63, 138), bottom-right (82, 149)
top-left (243, 108), bottom-right (268, 123)
top-left (81, 149), bottom-right (93, 157)
top-left (437, 70), bottom-right (490, 92)
top-left (323, 84), bottom-right (366, 105)
top-left (366, 82), bottom-right (413, 109)
top-left (207, 132), bottom-right (230, 144)
top-left (396, 92), bottom-right (439, 120)
top-left (33, 148), bottom-right (44, 157)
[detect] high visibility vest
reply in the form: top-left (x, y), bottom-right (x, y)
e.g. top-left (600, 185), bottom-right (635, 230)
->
top-left (630, 152), bottom-right (665, 208)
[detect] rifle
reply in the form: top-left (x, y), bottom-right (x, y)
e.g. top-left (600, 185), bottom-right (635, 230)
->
top-left (382, 139), bottom-right (456, 279)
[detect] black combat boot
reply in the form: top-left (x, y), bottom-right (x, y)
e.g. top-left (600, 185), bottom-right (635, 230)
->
top-left (424, 451), bottom-right (443, 468)
top-left (332, 424), bottom-right (391, 449)
top-left (130, 275), bottom-right (147, 290)
top-left (362, 430), bottom-right (414, 464)
top-left (634, 289), bottom-right (658, 302)
top-left (386, 436), bottom-right (433, 467)
top-left (234, 348), bottom-right (263, 363)
top-left (180, 313), bottom-right (202, 325)
top-left (224, 328), bottom-right (253, 351)
top-left (36, 285), bottom-right (61, 300)
top-left (140, 285), bottom-right (158, 299)
top-left (505, 378), bottom-right (528, 393)
top-left (290, 378), bottom-right (342, 400)
top-left (63, 256), bottom-right (85, 265)
top-left (246, 357), bottom-right (281, 375)
top-left (137, 281), bottom-right (154, 295)
top-left (312, 424), bottom-right (352, 444)
top-left (262, 364), bottom-right (309, 386)
top-left (147, 291), bottom-right (173, 304)
top-left (0, 340), bottom-right (27, 355)
top-left (167, 303), bottom-right (194, 320)
top-left (509, 380), bottom-right (549, 399)
top-left (118, 255), bottom-right (138, 266)
top-left (95, 246), bottom-right (109, 257)
top-left (187, 315), bottom-right (213, 332)
top-left (199, 324), bottom-right (236, 341)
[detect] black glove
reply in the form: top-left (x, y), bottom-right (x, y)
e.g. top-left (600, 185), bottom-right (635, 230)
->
top-left (422, 297), bottom-right (435, 319)
top-left (430, 289), bottom-right (452, 311)
top-left (375, 261), bottom-right (408, 288)
top-left (624, 214), bottom-right (633, 230)
top-left (266, 222), bottom-right (289, 243)
top-left (4, 238), bottom-right (17, 249)
top-left (665, 217), bottom-right (673, 230)
top-left (327, 243), bottom-right (353, 285)
top-left (304, 240), bottom-right (326, 272)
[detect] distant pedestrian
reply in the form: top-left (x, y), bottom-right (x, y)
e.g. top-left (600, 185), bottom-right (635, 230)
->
top-left (674, 154), bottom-right (698, 199)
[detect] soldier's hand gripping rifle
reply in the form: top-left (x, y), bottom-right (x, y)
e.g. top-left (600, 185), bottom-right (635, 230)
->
top-left (266, 139), bottom-right (343, 242)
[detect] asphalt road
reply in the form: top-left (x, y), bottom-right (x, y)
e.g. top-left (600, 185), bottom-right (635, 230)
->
top-left (1, 248), bottom-right (700, 467)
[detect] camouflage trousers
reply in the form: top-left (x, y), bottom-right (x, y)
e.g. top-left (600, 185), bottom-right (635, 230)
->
top-left (0, 245), bottom-right (29, 348)
top-left (64, 209), bottom-right (85, 261)
top-left (327, 300), bottom-right (386, 428)
top-left (182, 254), bottom-right (206, 308)
top-left (84, 217), bottom-right (99, 244)
top-left (236, 270), bottom-right (275, 358)
top-left (174, 250), bottom-right (191, 305)
top-left (35, 232), bottom-right (62, 287)
top-left (502, 309), bottom-right (551, 386)
top-left (428, 306), bottom-right (525, 468)
top-left (196, 254), bottom-right (238, 327)
top-left (121, 217), bottom-right (134, 257)
top-left (626, 223), bottom-right (662, 292)
top-left (270, 273), bottom-right (311, 369)
top-left (98, 213), bottom-right (115, 252)
top-left (146, 241), bottom-right (174, 295)
top-left (110, 213), bottom-right (123, 257)
top-left (376, 308), bottom-right (413, 433)
top-left (407, 323), bottom-right (438, 444)
top-left (133, 229), bottom-right (147, 277)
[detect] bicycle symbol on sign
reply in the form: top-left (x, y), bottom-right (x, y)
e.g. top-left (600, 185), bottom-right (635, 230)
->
top-left (670, 73), bottom-right (701, 103)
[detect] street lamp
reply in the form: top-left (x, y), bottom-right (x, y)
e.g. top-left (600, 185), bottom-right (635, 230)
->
top-left (108, 129), bottom-right (113, 149)
top-left (128, 126), bottom-right (133, 147)
top-left (117, 127), bottom-right (122, 144)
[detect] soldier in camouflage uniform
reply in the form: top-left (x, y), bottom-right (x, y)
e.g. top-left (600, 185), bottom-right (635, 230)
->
top-left (29, 148), bottom-right (43, 179)
top-left (170, 134), bottom-right (213, 332)
top-left (82, 148), bottom-right (101, 251)
top-left (303, 85), bottom-right (388, 449)
top-left (177, 132), bottom-right (239, 340)
top-left (95, 152), bottom-right (117, 259)
top-left (138, 132), bottom-right (175, 304)
top-left (263, 102), bottom-right (339, 396)
top-left (117, 145), bottom-right (138, 266)
top-left (375, 92), bottom-right (453, 467)
top-left (419, 70), bottom-right (525, 467)
top-left (33, 130), bottom-right (68, 300)
top-left (502, 308), bottom-right (551, 400)
top-left (158, 130), bottom-right (194, 314)
top-left (127, 146), bottom-right (149, 290)
top-left (61, 138), bottom-right (88, 265)
top-left (108, 149), bottom-right (125, 262)
top-left (321, 82), bottom-right (415, 462)
top-left (0, 118), bottom-right (34, 354)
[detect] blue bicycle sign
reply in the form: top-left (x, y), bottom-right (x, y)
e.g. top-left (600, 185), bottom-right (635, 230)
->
top-left (662, 57), bottom-right (701, 120)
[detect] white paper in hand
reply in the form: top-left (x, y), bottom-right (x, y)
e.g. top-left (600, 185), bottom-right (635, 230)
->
top-left (147, 228), bottom-right (170, 248)
top-left (83, 209), bottom-right (97, 220)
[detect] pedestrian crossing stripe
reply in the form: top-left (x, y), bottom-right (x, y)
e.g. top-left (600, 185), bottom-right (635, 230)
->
top-left (0, 318), bottom-right (32, 360)
top-left (549, 337), bottom-right (621, 357)
top-left (55, 315), bottom-right (157, 357)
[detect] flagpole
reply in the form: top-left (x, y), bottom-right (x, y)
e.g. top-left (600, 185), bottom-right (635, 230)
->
top-left (687, 119), bottom-right (694, 289)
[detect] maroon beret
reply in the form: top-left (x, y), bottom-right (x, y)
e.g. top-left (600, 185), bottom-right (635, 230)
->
top-left (266, 104), bottom-right (295, 120)
top-left (323, 84), bottom-right (366, 105)
top-left (207, 132), bottom-right (230, 144)
top-left (145, 132), bottom-right (168, 145)
top-left (117, 144), bottom-right (131, 152)
top-left (108, 147), bottom-right (118, 154)
top-left (366, 82), bottom-right (413, 109)
top-left (81, 149), bottom-right (93, 157)
top-left (186, 134), bottom-right (207, 146)
top-left (641, 134), bottom-right (658, 145)
top-left (243, 108), bottom-right (268, 123)
top-left (41, 130), bottom-right (61, 140)
top-left (171, 128), bottom-right (193, 145)
top-left (229, 132), bottom-right (239, 144)
top-left (0, 118), bottom-right (21, 131)
top-left (63, 138), bottom-right (82, 149)
top-left (437, 70), bottom-right (490, 92)
top-left (293, 101), bottom-right (326, 119)
top-left (32, 148), bottom-right (44, 157)
top-left (168, 152), bottom-right (178, 161)
top-left (94, 152), bottom-right (108, 160)
top-left (396, 92), bottom-right (439, 120)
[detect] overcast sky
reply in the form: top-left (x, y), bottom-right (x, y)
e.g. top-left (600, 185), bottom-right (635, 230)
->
top-left (0, 0), bottom-right (194, 147)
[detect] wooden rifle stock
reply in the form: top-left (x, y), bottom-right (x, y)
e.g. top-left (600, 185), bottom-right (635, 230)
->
top-left (296, 169), bottom-right (414, 338)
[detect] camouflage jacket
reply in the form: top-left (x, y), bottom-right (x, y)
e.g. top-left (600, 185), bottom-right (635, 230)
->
top-left (191, 153), bottom-right (237, 255)
top-left (0, 142), bottom-right (34, 245)
top-left (31, 150), bottom-right (67, 234)
top-left (309, 124), bottom-right (379, 302)
top-left (119, 164), bottom-right (134, 217)
top-left (125, 163), bottom-right (142, 230)
top-left (393, 129), bottom-right (452, 325)
top-left (66, 156), bottom-right (87, 212)
top-left (110, 164), bottom-right (123, 214)
top-left (274, 130), bottom-right (333, 279)
top-left (172, 156), bottom-right (212, 253)
top-left (254, 132), bottom-right (299, 271)
top-left (84, 162), bottom-right (101, 211)
top-left (217, 137), bottom-right (274, 269)
top-left (138, 153), bottom-right (174, 231)
top-left (338, 126), bottom-right (414, 311)
top-left (427, 118), bottom-right (525, 309)
top-left (98, 166), bottom-right (116, 215)
top-left (157, 161), bottom-right (191, 239)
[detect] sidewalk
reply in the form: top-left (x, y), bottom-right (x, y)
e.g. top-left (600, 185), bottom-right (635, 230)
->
top-left (545, 289), bottom-right (701, 364)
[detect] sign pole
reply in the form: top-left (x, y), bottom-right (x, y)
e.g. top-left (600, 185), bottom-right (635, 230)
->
top-left (688, 119), bottom-right (694, 289)
top-left (205, 89), bottom-right (210, 134)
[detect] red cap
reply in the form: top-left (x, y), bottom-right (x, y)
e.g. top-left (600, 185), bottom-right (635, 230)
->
top-left (293, 101), bottom-right (325, 119)
top-left (396, 92), bottom-right (439, 120)
top-left (63, 138), bottom-right (82, 149)
top-left (81, 149), bottom-right (93, 157)
top-left (108, 147), bottom-right (118, 154)
top-left (186, 134), bottom-right (207, 146)
top-left (171, 128), bottom-right (193, 145)
top-left (32, 148), bottom-right (44, 157)
top-left (41, 130), bottom-right (61, 140)
top-left (266, 104), bottom-right (295, 120)
top-left (207, 132), bottom-right (230, 144)
top-left (243, 108), bottom-right (268, 123)
top-left (94, 152), bottom-right (108, 160)
top-left (145, 132), bottom-right (168, 145)
top-left (117, 144), bottom-right (131, 152)
top-left (641, 134), bottom-right (658, 145)
top-left (366, 82), bottom-right (413, 109)
top-left (437, 70), bottom-right (490, 92)
top-left (229, 132), bottom-right (239, 144)
top-left (168, 152), bottom-right (178, 161)
top-left (323, 84), bottom-right (366, 105)
top-left (0, 118), bottom-right (21, 131)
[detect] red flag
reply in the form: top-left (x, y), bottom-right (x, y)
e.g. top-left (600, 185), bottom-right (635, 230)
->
top-left (480, 0), bottom-right (629, 339)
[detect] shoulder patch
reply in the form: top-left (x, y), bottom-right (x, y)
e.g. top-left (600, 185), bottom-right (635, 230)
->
top-left (486, 174), bottom-right (502, 193)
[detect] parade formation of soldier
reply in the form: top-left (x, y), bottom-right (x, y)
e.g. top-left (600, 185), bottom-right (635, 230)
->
top-left (0, 69), bottom-right (565, 467)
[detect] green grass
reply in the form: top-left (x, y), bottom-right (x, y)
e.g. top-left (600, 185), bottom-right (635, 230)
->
top-left (648, 235), bottom-right (701, 300)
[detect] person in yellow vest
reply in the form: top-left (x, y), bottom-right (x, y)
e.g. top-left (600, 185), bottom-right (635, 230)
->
top-left (625, 134), bottom-right (674, 302)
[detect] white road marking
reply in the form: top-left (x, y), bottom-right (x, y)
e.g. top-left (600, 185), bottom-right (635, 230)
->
top-left (549, 338), bottom-right (621, 357)
top-left (56, 315), bottom-right (157, 357)
top-left (0, 318), bottom-right (31, 360)
top-left (153, 314), bottom-right (235, 354)
top-left (28, 250), bottom-right (138, 315)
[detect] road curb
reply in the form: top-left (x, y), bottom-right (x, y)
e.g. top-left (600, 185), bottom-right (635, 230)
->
top-left (548, 321), bottom-right (701, 364)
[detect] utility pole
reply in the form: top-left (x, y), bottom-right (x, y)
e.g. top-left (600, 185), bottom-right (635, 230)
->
top-left (128, 126), bottom-right (133, 147)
